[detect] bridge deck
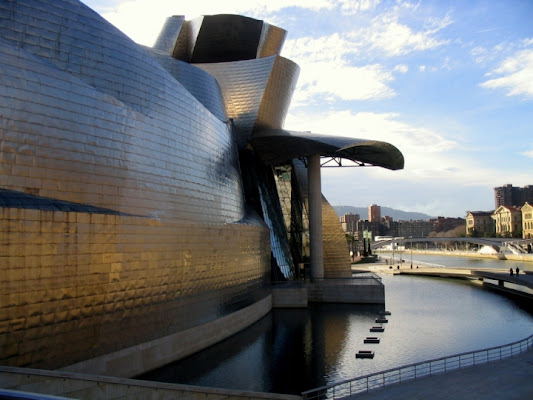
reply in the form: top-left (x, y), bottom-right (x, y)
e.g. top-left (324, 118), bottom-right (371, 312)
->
top-left (364, 265), bottom-right (533, 298)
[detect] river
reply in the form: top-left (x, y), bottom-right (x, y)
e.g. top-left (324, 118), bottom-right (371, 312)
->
top-left (138, 254), bottom-right (533, 395)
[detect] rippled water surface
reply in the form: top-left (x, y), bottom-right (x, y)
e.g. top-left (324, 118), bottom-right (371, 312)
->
top-left (139, 256), bottom-right (533, 395)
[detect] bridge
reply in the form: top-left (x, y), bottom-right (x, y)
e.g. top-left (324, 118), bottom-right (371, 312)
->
top-left (367, 265), bottom-right (533, 300)
top-left (371, 237), bottom-right (533, 253)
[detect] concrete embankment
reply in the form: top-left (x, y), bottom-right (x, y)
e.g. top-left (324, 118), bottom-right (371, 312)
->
top-left (0, 366), bottom-right (301, 400)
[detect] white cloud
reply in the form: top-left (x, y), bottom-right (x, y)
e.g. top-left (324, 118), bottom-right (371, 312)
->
top-left (291, 62), bottom-right (396, 104)
top-left (472, 42), bottom-right (516, 66)
top-left (283, 34), bottom-right (359, 63)
top-left (357, 13), bottom-right (451, 57)
top-left (419, 65), bottom-right (426, 72)
top-left (338, 0), bottom-right (381, 14)
top-left (284, 109), bottom-right (457, 160)
top-left (284, 33), bottom-right (399, 103)
top-left (480, 48), bottom-right (533, 98)
top-left (521, 147), bottom-right (533, 158)
top-left (471, 46), bottom-right (488, 64)
top-left (394, 64), bottom-right (408, 73)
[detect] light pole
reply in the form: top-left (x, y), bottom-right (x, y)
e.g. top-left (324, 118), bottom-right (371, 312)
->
top-left (410, 236), bottom-right (413, 268)
top-left (391, 236), bottom-right (394, 268)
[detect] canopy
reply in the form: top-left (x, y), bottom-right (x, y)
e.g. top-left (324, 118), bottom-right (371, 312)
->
top-left (250, 129), bottom-right (404, 170)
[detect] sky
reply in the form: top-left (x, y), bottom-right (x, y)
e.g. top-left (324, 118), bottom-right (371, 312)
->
top-left (82, 0), bottom-right (533, 218)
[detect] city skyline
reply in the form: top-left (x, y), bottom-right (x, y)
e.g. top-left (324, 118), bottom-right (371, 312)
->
top-left (83, 0), bottom-right (533, 218)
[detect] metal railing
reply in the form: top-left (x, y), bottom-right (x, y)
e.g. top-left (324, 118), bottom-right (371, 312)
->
top-left (272, 272), bottom-right (382, 286)
top-left (311, 273), bottom-right (382, 284)
top-left (302, 333), bottom-right (533, 400)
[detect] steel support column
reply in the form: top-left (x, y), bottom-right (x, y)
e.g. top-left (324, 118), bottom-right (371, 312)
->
top-left (308, 154), bottom-right (324, 279)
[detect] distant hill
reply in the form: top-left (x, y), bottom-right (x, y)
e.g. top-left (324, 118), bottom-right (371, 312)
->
top-left (334, 205), bottom-right (434, 221)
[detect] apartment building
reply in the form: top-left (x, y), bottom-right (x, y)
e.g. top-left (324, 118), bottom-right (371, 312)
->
top-left (466, 211), bottom-right (495, 236)
top-left (492, 205), bottom-right (522, 237)
top-left (522, 202), bottom-right (533, 239)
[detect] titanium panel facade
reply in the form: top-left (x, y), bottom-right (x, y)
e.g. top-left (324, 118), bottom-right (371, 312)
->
top-left (197, 56), bottom-right (300, 148)
top-left (153, 16), bottom-right (185, 56)
top-left (0, 0), bottom-right (270, 371)
top-left (0, 1), bottom-right (245, 223)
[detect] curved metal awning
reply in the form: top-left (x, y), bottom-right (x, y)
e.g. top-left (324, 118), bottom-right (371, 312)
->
top-left (250, 129), bottom-right (404, 170)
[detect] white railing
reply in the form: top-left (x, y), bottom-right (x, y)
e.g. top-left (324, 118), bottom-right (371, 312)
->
top-left (302, 333), bottom-right (533, 400)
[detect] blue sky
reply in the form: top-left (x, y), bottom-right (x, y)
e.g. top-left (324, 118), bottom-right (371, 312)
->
top-left (82, 0), bottom-right (533, 218)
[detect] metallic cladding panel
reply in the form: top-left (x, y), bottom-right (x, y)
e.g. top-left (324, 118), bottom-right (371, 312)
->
top-left (0, 0), bottom-right (272, 371)
top-left (144, 47), bottom-right (228, 122)
top-left (0, 208), bottom-right (271, 369)
top-left (153, 16), bottom-right (185, 55)
top-left (190, 15), bottom-right (263, 63)
top-left (172, 19), bottom-right (195, 62)
top-left (197, 57), bottom-right (276, 147)
top-left (257, 23), bottom-right (287, 58)
top-left (1, 0), bottom-right (193, 118)
top-left (254, 56), bottom-right (300, 131)
top-left (197, 56), bottom-right (299, 149)
top-left (0, 1), bottom-right (245, 224)
top-left (172, 16), bottom-right (285, 62)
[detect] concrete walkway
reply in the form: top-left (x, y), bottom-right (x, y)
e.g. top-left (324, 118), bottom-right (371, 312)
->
top-left (349, 347), bottom-right (533, 399)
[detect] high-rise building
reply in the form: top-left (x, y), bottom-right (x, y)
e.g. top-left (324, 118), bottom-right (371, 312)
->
top-left (368, 204), bottom-right (381, 222)
top-left (494, 184), bottom-right (533, 208)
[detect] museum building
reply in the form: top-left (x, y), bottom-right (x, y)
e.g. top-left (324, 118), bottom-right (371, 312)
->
top-left (0, 0), bottom-right (403, 376)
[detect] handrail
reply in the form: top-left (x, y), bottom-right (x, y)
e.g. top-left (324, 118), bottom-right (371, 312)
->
top-left (310, 274), bottom-right (382, 284)
top-left (302, 333), bottom-right (533, 400)
top-left (271, 273), bottom-right (382, 286)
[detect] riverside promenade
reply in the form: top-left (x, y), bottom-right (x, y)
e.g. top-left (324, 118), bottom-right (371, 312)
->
top-left (349, 347), bottom-right (533, 399)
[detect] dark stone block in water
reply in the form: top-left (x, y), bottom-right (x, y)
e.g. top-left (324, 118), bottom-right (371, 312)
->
top-left (356, 350), bottom-right (375, 359)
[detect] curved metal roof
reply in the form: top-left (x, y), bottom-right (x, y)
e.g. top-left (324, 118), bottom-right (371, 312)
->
top-left (250, 129), bottom-right (404, 170)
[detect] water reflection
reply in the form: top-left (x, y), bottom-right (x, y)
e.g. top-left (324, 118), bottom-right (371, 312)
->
top-left (139, 259), bottom-right (533, 395)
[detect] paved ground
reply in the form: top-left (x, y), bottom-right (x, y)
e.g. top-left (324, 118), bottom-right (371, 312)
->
top-left (348, 347), bottom-right (533, 399)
